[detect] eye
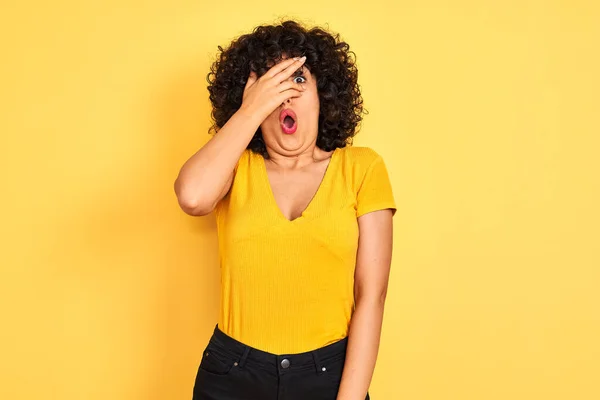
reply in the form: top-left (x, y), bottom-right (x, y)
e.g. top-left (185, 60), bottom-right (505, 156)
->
top-left (293, 76), bottom-right (306, 84)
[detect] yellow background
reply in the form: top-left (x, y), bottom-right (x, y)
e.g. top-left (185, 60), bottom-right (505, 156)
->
top-left (2, 1), bottom-right (599, 399)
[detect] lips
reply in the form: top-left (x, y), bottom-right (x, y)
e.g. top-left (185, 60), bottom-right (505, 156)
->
top-left (279, 109), bottom-right (298, 134)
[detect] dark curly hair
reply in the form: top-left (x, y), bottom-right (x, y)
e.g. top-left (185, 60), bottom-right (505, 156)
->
top-left (205, 19), bottom-right (368, 158)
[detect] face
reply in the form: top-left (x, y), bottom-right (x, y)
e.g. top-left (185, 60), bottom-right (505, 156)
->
top-left (259, 54), bottom-right (320, 155)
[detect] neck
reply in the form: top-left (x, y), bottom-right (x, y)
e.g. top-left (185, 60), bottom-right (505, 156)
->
top-left (264, 145), bottom-right (330, 170)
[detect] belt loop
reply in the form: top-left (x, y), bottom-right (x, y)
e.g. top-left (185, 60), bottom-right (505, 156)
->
top-left (238, 346), bottom-right (251, 368)
top-left (311, 350), bottom-right (322, 374)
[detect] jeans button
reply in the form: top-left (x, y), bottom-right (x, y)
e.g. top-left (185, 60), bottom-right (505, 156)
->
top-left (281, 358), bottom-right (290, 368)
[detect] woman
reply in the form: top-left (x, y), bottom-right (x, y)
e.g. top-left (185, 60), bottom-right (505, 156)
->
top-left (174, 19), bottom-right (396, 400)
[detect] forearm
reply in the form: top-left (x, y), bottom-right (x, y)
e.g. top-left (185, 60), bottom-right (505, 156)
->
top-left (337, 298), bottom-right (386, 400)
top-left (174, 109), bottom-right (261, 212)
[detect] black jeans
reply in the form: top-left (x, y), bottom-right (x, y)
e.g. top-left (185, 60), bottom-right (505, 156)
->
top-left (192, 323), bottom-right (371, 400)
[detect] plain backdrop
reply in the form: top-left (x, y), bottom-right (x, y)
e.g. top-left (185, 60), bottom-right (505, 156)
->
top-left (1, 1), bottom-right (599, 399)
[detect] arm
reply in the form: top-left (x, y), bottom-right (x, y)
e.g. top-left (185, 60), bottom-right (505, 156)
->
top-left (174, 56), bottom-right (307, 216)
top-left (173, 109), bottom-right (261, 216)
top-left (337, 208), bottom-right (394, 400)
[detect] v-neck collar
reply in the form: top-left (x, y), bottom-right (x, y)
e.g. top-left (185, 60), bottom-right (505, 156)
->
top-left (258, 148), bottom-right (338, 223)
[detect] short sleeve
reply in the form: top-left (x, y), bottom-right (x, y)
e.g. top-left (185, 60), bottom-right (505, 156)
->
top-left (356, 154), bottom-right (397, 217)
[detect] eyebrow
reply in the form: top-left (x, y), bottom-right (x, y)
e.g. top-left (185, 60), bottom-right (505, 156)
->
top-left (293, 66), bottom-right (307, 76)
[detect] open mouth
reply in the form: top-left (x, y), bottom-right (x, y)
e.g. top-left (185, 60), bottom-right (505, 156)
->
top-left (283, 115), bottom-right (295, 128)
top-left (279, 109), bottom-right (298, 134)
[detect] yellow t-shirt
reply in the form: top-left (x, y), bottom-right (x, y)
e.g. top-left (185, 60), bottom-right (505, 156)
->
top-left (214, 145), bottom-right (396, 354)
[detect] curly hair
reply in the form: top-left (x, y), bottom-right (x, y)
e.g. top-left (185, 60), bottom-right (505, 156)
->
top-left (205, 19), bottom-right (368, 158)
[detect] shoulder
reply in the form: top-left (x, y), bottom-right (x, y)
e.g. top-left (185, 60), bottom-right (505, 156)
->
top-left (234, 148), bottom-right (259, 174)
top-left (335, 145), bottom-right (384, 169)
top-left (334, 146), bottom-right (389, 190)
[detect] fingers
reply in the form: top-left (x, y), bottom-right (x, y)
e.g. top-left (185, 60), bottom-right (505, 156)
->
top-left (264, 56), bottom-right (306, 81)
top-left (276, 87), bottom-right (304, 103)
top-left (273, 56), bottom-right (307, 84)
top-left (278, 79), bottom-right (306, 93)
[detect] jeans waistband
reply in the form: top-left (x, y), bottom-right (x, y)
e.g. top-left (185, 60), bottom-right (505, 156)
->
top-left (207, 323), bottom-right (348, 374)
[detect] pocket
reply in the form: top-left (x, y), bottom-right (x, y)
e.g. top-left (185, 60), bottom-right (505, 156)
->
top-left (198, 342), bottom-right (239, 376)
top-left (322, 354), bottom-right (346, 387)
